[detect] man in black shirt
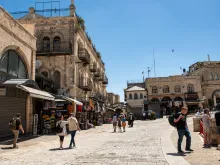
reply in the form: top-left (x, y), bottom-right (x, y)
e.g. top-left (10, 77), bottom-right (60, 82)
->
top-left (174, 107), bottom-right (194, 153)
top-left (215, 110), bottom-right (220, 146)
top-left (13, 113), bottom-right (24, 148)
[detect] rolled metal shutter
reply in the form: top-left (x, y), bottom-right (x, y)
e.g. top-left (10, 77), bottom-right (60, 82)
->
top-left (0, 96), bottom-right (26, 138)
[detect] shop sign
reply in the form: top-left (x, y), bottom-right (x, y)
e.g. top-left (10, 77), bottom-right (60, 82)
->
top-left (33, 114), bottom-right (38, 135)
top-left (0, 88), bottom-right (6, 96)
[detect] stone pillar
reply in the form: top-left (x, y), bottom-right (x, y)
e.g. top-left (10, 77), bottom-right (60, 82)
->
top-left (213, 95), bottom-right (217, 107)
top-left (26, 95), bottom-right (33, 133)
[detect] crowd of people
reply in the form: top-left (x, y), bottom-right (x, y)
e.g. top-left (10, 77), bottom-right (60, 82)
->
top-left (112, 113), bottom-right (134, 133)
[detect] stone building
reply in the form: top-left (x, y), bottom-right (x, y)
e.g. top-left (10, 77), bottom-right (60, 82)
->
top-left (146, 75), bottom-right (202, 114)
top-left (124, 86), bottom-right (147, 119)
top-left (107, 93), bottom-right (120, 105)
top-left (18, 1), bottom-right (108, 108)
top-left (188, 61), bottom-right (220, 107)
top-left (0, 6), bottom-right (55, 137)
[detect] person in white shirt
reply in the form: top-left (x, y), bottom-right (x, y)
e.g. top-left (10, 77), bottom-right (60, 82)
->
top-left (67, 113), bottom-right (80, 149)
top-left (56, 115), bottom-right (68, 150)
top-left (202, 109), bottom-right (211, 148)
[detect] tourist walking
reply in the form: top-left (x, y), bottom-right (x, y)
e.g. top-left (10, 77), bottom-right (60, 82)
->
top-left (67, 113), bottom-right (80, 149)
top-left (9, 113), bottom-right (24, 149)
top-left (174, 107), bottom-right (194, 153)
top-left (112, 114), bottom-right (118, 132)
top-left (56, 115), bottom-right (68, 150)
top-left (121, 115), bottom-right (126, 132)
top-left (128, 113), bottom-right (134, 127)
top-left (202, 109), bottom-right (211, 148)
top-left (215, 109), bottom-right (220, 149)
top-left (118, 116), bottom-right (122, 132)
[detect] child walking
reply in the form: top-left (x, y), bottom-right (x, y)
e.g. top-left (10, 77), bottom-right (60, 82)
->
top-left (121, 115), bottom-right (126, 132)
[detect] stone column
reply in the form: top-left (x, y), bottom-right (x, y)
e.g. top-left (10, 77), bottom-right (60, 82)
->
top-left (26, 94), bottom-right (33, 133)
top-left (213, 95), bottom-right (217, 107)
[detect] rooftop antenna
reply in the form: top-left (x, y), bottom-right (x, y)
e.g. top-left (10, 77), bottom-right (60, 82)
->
top-left (142, 71), bottom-right (145, 82)
top-left (153, 47), bottom-right (156, 77)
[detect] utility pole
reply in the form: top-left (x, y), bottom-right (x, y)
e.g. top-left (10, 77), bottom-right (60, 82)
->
top-left (147, 67), bottom-right (151, 78)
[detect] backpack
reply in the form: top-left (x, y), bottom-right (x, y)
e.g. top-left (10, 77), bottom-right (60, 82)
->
top-left (9, 118), bottom-right (17, 130)
top-left (168, 113), bottom-right (180, 128)
top-left (56, 121), bottom-right (63, 134)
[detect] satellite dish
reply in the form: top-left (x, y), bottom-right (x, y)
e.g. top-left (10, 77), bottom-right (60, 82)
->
top-left (35, 60), bottom-right (42, 69)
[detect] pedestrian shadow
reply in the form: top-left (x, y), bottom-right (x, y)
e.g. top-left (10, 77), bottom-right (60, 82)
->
top-left (1, 147), bottom-right (13, 150)
top-left (49, 147), bottom-right (72, 151)
top-left (166, 153), bottom-right (187, 157)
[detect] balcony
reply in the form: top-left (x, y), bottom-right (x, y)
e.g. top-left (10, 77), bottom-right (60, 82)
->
top-left (78, 48), bottom-right (90, 64)
top-left (184, 92), bottom-right (199, 102)
top-left (36, 42), bottom-right (72, 56)
top-left (89, 63), bottom-right (97, 72)
top-left (79, 78), bottom-right (92, 91)
top-left (99, 73), bottom-right (104, 81)
top-left (94, 69), bottom-right (101, 77)
top-left (103, 75), bottom-right (108, 85)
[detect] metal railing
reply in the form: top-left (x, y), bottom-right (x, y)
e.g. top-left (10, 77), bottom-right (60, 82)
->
top-left (89, 63), bottom-right (97, 72)
top-left (79, 78), bottom-right (92, 91)
top-left (78, 48), bottom-right (90, 64)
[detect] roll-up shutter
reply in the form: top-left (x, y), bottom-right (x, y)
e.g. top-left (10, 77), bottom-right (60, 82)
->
top-left (0, 96), bottom-right (26, 138)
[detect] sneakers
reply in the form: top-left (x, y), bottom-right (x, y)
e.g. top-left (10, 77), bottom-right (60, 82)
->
top-left (185, 148), bottom-right (194, 152)
top-left (178, 150), bottom-right (185, 154)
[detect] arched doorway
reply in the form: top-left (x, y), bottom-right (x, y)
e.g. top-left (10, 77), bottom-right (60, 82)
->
top-left (151, 97), bottom-right (160, 103)
top-left (161, 96), bottom-right (172, 115)
top-left (0, 49), bottom-right (28, 82)
top-left (213, 90), bottom-right (220, 105)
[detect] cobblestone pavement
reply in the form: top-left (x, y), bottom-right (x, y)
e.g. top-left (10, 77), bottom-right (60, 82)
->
top-left (171, 118), bottom-right (220, 165)
top-left (0, 119), bottom-right (171, 165)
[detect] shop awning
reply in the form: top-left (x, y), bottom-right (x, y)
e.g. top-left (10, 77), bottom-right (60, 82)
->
top-left (17, 85), bottom-right (54, 101)
top-left (55, 99), bottom-right (66, 102)
top-left (62, 96), bottom-right (83, 106)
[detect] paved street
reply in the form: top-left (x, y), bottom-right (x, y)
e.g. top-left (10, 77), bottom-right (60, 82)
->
top-left (0, 118), bottom-right (218, 165)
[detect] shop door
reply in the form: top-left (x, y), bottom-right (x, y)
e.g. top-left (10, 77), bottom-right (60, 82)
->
top-left (0, 96), bottom-right (26, 138)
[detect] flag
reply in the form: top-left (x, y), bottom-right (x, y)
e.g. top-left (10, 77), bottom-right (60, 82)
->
top-left (172, 49), bottom-right (174, 52)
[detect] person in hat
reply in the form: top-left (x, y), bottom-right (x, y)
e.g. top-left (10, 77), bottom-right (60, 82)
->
top-left (67, 113), bottom-right (80, 149)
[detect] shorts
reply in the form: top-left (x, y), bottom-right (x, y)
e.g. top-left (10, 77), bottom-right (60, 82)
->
top-left (203, 125), bottom-right (210, 134)
top-left (59, 136), bottom-right (64, 142)
top-left (217, 126), bottom-right (220, 134)
top-left (113, 122), bottom-right (117, 127)
top-left (122, 122), bottom-right (126, 127)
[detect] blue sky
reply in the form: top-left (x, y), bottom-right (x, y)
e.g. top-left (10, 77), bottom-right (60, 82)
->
top-left (1, 0), bottom-right (220, 101)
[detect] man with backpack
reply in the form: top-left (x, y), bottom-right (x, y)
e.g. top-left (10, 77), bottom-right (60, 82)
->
top-left (9, 113), bottom-right (24, 149)
top-left (174, 107), bottom-right (194, 154)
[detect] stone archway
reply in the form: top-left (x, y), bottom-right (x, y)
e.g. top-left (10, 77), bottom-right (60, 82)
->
top-left (213, 90), bottom-right (220, 105)
top-left (151, 97), bottom-right (160, 103)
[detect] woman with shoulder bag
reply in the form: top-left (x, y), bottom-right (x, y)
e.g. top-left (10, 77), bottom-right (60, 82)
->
top-left (56, 115), bottom-right (68, 149)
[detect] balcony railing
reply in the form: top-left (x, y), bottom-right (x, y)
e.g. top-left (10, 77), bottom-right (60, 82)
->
top-left (94, 69), bottom-right (100, 77)
top-left (79, 78), bottom-right (92, 91)
top-left (36, 42), bottom-right (72, 56)
top-left (99, 73), bottom-right (104, 81)
top-left (103, 75), bottom-right (108, 85)
top-left (89, 63), bottom-right (97, 72)
top-left (78, 48), bottom-right (90, 64)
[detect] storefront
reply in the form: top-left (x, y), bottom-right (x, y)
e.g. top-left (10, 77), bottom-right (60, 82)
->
top-left (0, 79), bottom-right (55, 138)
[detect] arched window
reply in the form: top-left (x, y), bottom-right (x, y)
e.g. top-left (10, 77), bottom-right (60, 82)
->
top-left (53, 71), bottom-right (61, 89)
top-left (210, 72), bottom-right (214, 80)
top-left (187, 84), bottom-right (194, 93)
top-left (129, 94), bottom-right (132, 99)
top-left (41, 71), bottom-right (48, 78)
top-left (0, 50), bottom-right (28, 82)
top-left (43, 37), bottom-right (50, 52)
top-left (163, 85), bottom-right (170, 93)
top-left (53, 36), bottom-right (61, 52)
top-left (216, 73), bottom-right (219, 80)
top-left (140, 93), bottom-right (143, 99)
top-left (174, 85), bottom-right (181, 93)
top-left (134, 93), bottom-right (138, 99)
top-left (152, 86), bottom-right (158, 94)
